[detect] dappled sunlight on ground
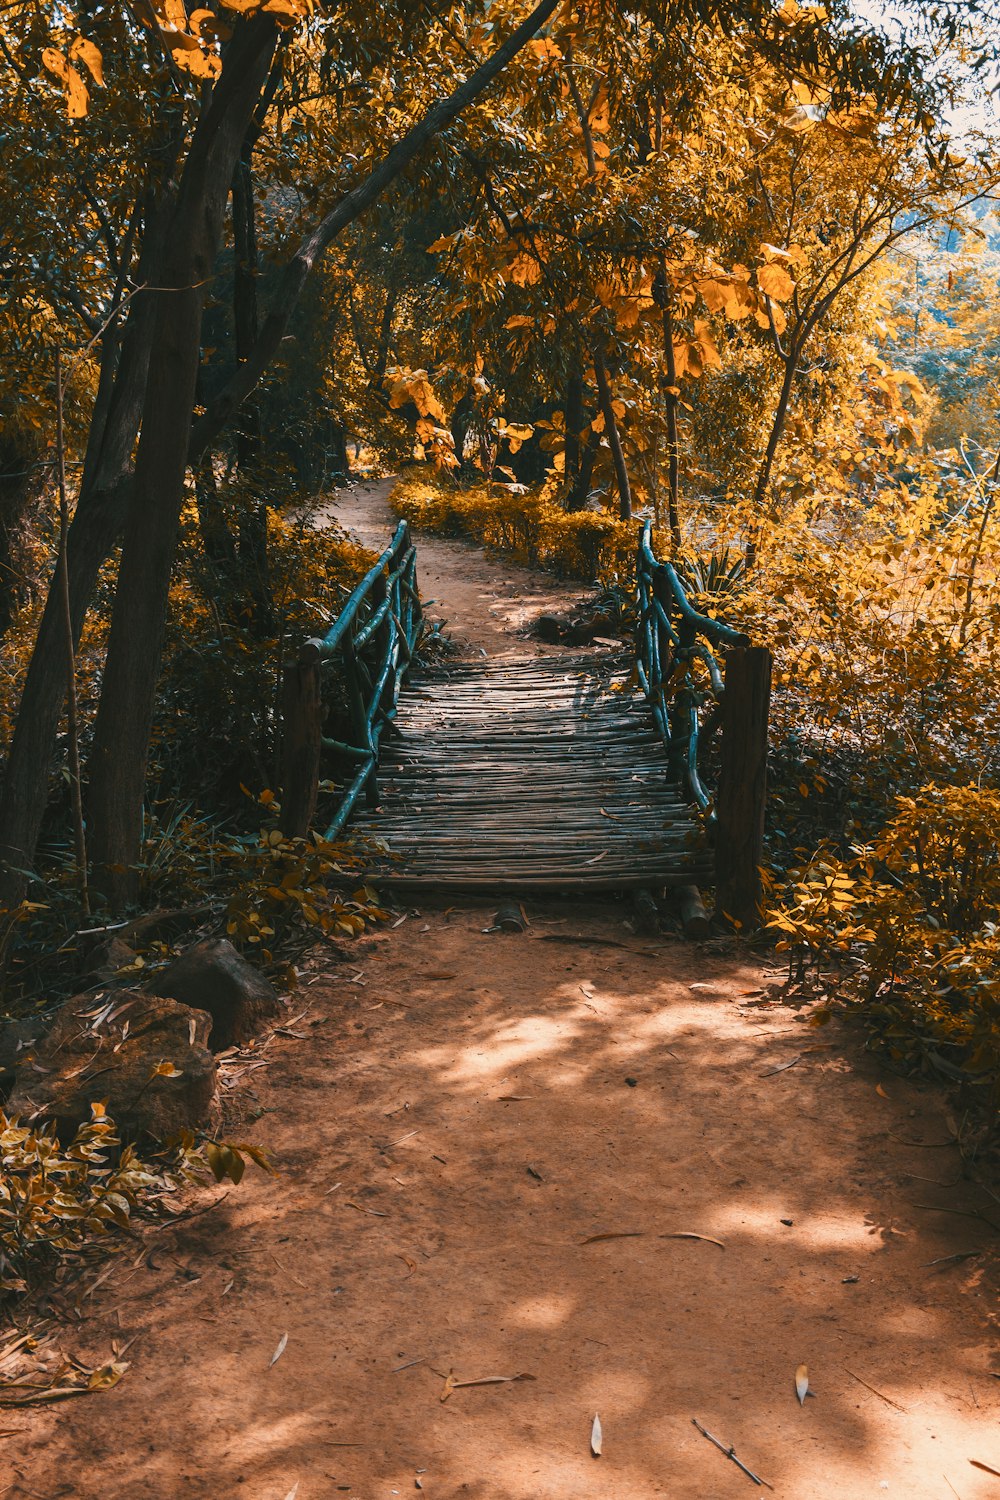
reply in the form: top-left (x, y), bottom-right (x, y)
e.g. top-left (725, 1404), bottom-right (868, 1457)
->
top-left (8, 900), bottom-right (1000, 1500)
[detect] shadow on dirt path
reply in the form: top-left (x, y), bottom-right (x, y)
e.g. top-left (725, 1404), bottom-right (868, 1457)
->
top-left (7, 481), bottom-right (1000, 1500)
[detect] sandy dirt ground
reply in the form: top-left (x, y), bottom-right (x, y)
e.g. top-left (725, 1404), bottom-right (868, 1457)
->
top-left (6, 479), bottom-right (1000, 1500)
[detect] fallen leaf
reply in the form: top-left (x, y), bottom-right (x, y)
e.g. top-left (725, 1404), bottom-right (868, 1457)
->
top-left (580, 1231), bottom-right (643, 1245)
top-left (761, 1055), bottom-right (802, 1077)
top-left (421, 972), bottom-right (457, 980)
top-left (451, 1372), bottom-right (535, 1390)
top-left (439, 1370), bottom-right (458, 1402)
top-left (876, 1083), bottom-right (890, 1098)
top-left (0, 1360), bottom-right (128, 1408)
top-left (498, 1095), bottom-right (534, 1101)
top-left (971, 1460), bottom-right (1000, 1478)
top-left (345, 1201), bottom-right (389, 1217)
top-left (660, 1232), bottom-right (725, 1249)
top-left (269, 1333), bottom-right (288, 1368)
top-left (397, 1253), bottom-right (417, 1277)
top-left (591, 1413), bottom-right (603, 1456)
top-left (284, 1485), bottom-right (299, 1500)
top-left (795, 1364), bottom-right (809, 1405)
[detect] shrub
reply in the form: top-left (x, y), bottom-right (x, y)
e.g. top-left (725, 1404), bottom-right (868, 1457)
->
top-left (392, 471), bottom-right (644, 586)
top-left (0, 1101), bottom-right (265, 1301)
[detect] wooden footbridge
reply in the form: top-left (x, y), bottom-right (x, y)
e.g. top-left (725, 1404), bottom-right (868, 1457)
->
top-left (280, 521), bottom-right (771, 923)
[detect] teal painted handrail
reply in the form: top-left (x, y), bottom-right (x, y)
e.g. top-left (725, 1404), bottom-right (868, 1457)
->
top-left (636, 521), bottom-right (749, 814)
top-left (295, 520), bottom-right (423, 839)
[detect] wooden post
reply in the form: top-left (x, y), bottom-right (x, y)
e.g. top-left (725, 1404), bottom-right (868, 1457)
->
top-left (280, 643), bottom-right (322, 839)
top-left (715, 645), bottom-right (772, 931)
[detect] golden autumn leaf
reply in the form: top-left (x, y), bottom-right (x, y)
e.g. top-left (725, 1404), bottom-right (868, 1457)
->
top-left (41, 49), bottom-right (90, 120)
top-left (697, 278), bottom-right (729, 314)
top-left (528, 37), bottom-right (562, 64)
top-left (758, 263), bottom-right (796, 300)
top-left (68, 37), bottom-right (103, 87)
top-left (507, 253), bottom-right (542, 288)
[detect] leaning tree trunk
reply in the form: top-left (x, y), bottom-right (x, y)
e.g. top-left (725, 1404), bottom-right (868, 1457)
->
top-left (86, 15), bottom-right (279, 907)
top-left (0, 189), bottom-right (171, 906)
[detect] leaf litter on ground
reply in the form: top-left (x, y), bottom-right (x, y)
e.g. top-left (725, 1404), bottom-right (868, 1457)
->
top-left (269, 1333), bottom-right (288, 1368)
top-left (0, 1356), bottom-right (128, 1407)
top-left (591, 1413), bottom-right (603, 1456)
top-left (795, 1364), bottom-right (810, 1405)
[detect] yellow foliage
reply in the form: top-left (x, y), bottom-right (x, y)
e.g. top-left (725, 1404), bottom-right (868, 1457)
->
top-left (392, 471), bottom-right (643, 586)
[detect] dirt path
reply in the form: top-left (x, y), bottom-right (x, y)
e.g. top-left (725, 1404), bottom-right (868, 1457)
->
top-left (328, 477), bottom-right (595, 657)
top-left (8, 482), bottom-right (1000, 1500)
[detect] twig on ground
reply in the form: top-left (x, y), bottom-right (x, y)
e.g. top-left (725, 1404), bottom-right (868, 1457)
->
top-left (691, 1418), bottom-right (773, 1489)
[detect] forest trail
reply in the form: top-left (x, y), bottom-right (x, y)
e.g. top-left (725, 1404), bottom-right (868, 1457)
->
top-left (9, 482), bottom-right (1000, 1500)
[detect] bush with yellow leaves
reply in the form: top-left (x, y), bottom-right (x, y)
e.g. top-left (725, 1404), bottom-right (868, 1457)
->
top-left (392, 471), bottom-right (641, 586)
top-left (769, 784), bottom-right (1000, 1106)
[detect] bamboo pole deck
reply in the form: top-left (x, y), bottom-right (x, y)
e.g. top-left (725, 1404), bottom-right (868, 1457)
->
top-left (355, 653), bottom-right (711, 893)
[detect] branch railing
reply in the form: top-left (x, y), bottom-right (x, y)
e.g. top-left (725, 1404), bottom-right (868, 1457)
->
top-left (637, 520), bottom-right (772, 927)
top-left (280, 520), bottom-right (422, 840)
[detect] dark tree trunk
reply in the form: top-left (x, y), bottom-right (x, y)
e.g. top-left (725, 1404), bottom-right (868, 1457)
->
top-left (0, 189), bottom-right (172, 904)
top-left (231, 147), bottom-right (273, 632)
top-left (593, 347), bottom-right (632, 521)
top-left (565, 429), bottom-right (598, 512)
top-left (656, 258), bottom-right (682, 552)
top-left (564, 370), bottom-right (584, 489)
top-left (450, 389), bottom-right (474, 470)
top-left (86, 16), bottom-right (279, 907)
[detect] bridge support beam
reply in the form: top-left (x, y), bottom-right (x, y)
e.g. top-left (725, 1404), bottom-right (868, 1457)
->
top-left (715, 645), bottom-right (772, 932)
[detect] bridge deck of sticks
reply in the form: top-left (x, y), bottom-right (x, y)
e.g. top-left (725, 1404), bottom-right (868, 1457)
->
top-left (354, 653), bottom-right (711, 893)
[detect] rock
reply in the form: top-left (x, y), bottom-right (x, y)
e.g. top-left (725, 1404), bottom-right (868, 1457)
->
top-left (80, 935), bottom-right (141, 983)
top-left (150, 938), bottom-right (280, 1050)
top-left (7, 991), bottom-right (217, 1140)
top-left (0, 1016), bottom-right (42, 1098)
top-left (533, 614), bottom-right (565, 644)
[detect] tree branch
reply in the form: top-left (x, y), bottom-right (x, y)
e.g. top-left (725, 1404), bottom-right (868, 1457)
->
top-left (189, 0), bottom-right (561, 461)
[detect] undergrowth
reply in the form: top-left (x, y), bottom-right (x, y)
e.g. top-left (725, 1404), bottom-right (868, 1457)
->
top-left (0, 500), bottom-right (387, 1016)
top-left (743, 484), bottom-right (1000, 1143)
top-left (392, 470), bottom-right (646, 586)
top-left (0, 1101), bottom-right (268, 1304)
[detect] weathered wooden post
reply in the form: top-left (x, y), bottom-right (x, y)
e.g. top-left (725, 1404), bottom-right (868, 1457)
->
top-left (280, 641), bottom-right (322, 839)
top-left (714, 644), bottom-right (772, 930)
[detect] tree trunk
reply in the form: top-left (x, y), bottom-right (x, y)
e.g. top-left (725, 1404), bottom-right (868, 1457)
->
top-left (566, 429), bottom-right (598, 512)
top-left (746, 339), bottom-right (800, 569)
top-left (231, 147), bottom-right (273, 633)
top-left (715, 646), bottom-right (772, 931)
top-left (593, 346), bottom-right (632, 521)
top-left (0, 190), bottom-right (172, 904)
top-left (564, 369), bottom-right (584, 489)
top-left (86, 16), bottom-right (279, 908)
top-left (660, 287), bottom-right (682, 552)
